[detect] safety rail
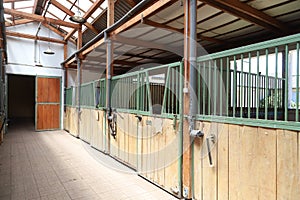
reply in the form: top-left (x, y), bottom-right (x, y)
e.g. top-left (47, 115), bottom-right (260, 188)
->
top-left (196, 33), bottom-right (300, 130)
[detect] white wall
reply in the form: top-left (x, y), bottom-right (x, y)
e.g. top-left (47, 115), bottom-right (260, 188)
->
top-left (5, 22), bottom-right (77, 129)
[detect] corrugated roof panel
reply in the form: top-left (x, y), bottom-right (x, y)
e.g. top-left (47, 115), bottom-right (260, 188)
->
top-left (200, 13), bottom-right (239, 30)
top-left (211, 20), bottom-right (252, 35)
top-left (264, 1), bottom-right (300, 17)
top-left (148, 2), bottom-right (184, 24)
top-left (248, 0), bottom-right (290, 10)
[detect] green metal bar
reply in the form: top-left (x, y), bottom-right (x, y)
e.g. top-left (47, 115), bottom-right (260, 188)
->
top-left (247, 53), bottom-right (251, 118)
top-left (197, 63), bottom-right (200, 114)
top-left (208, 61), bottom-right (211, 115)
top-left (296, 43), bottom-right (299, 122)
top-left (214, 60), bottom-right (217, 115)
top-left (265, 49), bottom-right (269, 120)
top-left (275, 47), bottom-right (278, 120)
top-left (256, 51), bottom-right (260, 119)
top-left (137, 74), bottom-right (140, 112)
top-left (203, 62), bottom-right (206, 115)
top-left (240, 54), bottom-right (244, 118)
top-left (196, 114), bottom-right (300, 131)
top-left (285, 45), bottom-right (289, 121)
top-left (171, 68), bottom-right (175, 114)
top-left (162, 67), bottom-right (171, 114)
top-left (233, 56), bottom-right (237, 117)
top-left (176, 66), bottom-right (179, 114)
top-left (146, 72), bottom-right (152, 114)
top-left (220, 59), bottom-right (223, 116)
top-left (226, 57), bottom-right (229, 116)
top-left (197, 33), bottom-right (300, 62)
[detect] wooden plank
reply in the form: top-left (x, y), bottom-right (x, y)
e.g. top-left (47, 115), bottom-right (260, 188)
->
top-left (51, 0), bottom-right (75, 17)
top-left (257, 127), bottom-right (276, 200)
top-left (217, 123), bottom-right (228, 200)
top-left (164, 118), bottom-right (179, 194)
top-left (228, 124), bottom-right (240, 200)
top-left (202, 122), bottom-right (217, 200)
top-left (193, 121), bottom-right (203, 200)
top-left (277, 130), bottom-right (300, 200)
top-left (37, 104), bottom-right (60, 130)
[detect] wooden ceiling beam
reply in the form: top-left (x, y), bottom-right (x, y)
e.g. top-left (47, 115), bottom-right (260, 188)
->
top-left (64, 0), bottom-right (105, 41)
top-left (4, 0), bottom-right (31, 3)
top-left (125, 0), bottom-right (137, 7)
top-left (84, 22), bottom-right (100, 34)
top-left (4, 8), bottom-right (80, 28)
top-left (6, 30), bottom-right (66, 44)
top-left (112, 0), bottom-right (178, 35)
top-left (50, 0), bottom-right (75, 17)
top-left (5, 18), bottom-right (33, 26)
top-left (200, 0), bottom-right (288, 32)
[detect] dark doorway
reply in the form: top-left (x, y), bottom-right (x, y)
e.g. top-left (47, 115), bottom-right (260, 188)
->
top-left (8, 75), bottom-right (35, 127)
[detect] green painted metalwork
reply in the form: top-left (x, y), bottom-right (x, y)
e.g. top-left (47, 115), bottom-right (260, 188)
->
top-left (275, 47), bottom-right (278, 121)
top-left (226, 57), bottom-right (229, 116)
top-left (296, 43), bottom-right (299, 122)
top-left (240, 54), bottom-right (244, 118)
top-left (256, 51), bottom-right (260, 119)
top-left (233, 56), bottom-right (237, 117)
top-left (265, 49), bottom-right (269, 120)
top-left (213, 60), bottom-right (217, 115)
top-left (284, 45), bottom-right (289, 121)
top-left (65, 87), bottom-right (73, 106)
top-left (247, 53), bottom-right (251, 118)
top-left (220, 59), bottom-right (223, 116)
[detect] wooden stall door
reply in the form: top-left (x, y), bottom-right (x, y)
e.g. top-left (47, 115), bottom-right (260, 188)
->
top-left (36, 77), bottom-right (61, 131)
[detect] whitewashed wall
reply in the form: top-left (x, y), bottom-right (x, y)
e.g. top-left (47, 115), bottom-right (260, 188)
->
top-left (5, 22), bottom-right (77, 129)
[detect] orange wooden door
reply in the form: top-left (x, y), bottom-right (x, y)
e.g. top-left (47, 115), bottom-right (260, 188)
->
top-left (36, 77), bottom-right (61, 131)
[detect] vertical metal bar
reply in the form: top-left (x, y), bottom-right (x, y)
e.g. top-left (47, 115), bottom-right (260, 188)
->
top-left (275, 47), bottom-right (278, 120)
top-left (208, 61), bottom-right (211, 115)
top-left (265, 49), bottom-right (269, 120)
top-left (220, 59), bottom-right (223, 116)
top-left (284, 45), bottom-right (289, 121)
top-left (233, 56), bottom-right (237, 117)
top-left (296, 43), bottom-right (299, 121)
top-left (256, 51), bottom-right (260, 119)
top-left (240, 54), bottom-right (244, 118)
top-left (178, 61), bottom-right (184, 199)
top-left (162, 67), bottom-right (171, 113)
top-left (146, 72), bottom-right (152, 113)
top-left (137, 74), bottom-right (140, 111)
top-left (171, 68), bottom-right (175, 114)
top-left (198, 63), bottom-right (201, 114)
top-left (214, 60), bottom-right (217, 115)
top-left (176, 65), bottom-right (179, 114)
top-left (247, 53), bottom-right (251, 118)
top-left (226, 57), bottom-right (229, 116)
top-left (203, 62), bottom-right (206, 115)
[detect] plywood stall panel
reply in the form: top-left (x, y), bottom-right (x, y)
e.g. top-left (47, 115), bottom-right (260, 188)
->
top-left (69, 107), bottom-right (78, 137)
top-left (277, 130), bottom-right (300, 200)
top-left (37, 77), bottom-right (60, 103)
top-left (79, 109), bottom-right (92, 143)
top-left (64, 107), bottom-right (71, 131)
top-left (193, 122), bottom-right (299, 200)
top-left (139, 117), bottom-right (180, 197)
top-left (90, 110), bottom-right (106, 152)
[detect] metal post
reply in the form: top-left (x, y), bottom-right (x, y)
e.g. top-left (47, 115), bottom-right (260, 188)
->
top-left (76, 55), bottom-right (81, 138)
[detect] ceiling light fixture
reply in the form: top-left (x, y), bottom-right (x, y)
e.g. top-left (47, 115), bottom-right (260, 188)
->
top-left (69, 0), bottom-right (86, 24)
top-left (44, 24), bottom-right (55, 55)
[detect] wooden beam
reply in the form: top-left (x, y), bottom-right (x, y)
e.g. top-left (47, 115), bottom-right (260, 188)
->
top-left (84, 22), bottom-right (100, 34)
top-left (50, 0), bottom-right (75, 17)
top-left (5, 18), bottom-right (33, 26)
top-left (77, 27), bottom-right (82, 50)
top-left (125, 0), bottom-right (137, 7)
top-left (4, 0), bottom-right (31, 2)
top-left (112, 0), bottom-right (177, 34)
top-left (200, 0), bottom-right (288, 32)
top-left (6, 30), bottom-right (66, 44)
top-left (64, 0), bottom-right (104, 41)
top-left (4, 8), bottom-right (80, 29)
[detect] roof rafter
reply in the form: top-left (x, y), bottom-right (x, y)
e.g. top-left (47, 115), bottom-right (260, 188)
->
top-left (64, 0), bottom-right (105, 41)
top-left (6, 30), bottom-right (66, 44)
top-left (50, 0), bottom-right (75, 17)
top-left (200, 0), bottom-right (288, 32)
top-left (4, 8), bottom-right (80, 28)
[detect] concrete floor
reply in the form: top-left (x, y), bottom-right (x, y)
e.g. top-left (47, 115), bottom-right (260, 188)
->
top-left (0, 121), bottom-right (177, 200)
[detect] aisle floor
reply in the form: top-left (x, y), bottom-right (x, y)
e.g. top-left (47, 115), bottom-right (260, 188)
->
top-left (0, 122), bottom-right (177, 200)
